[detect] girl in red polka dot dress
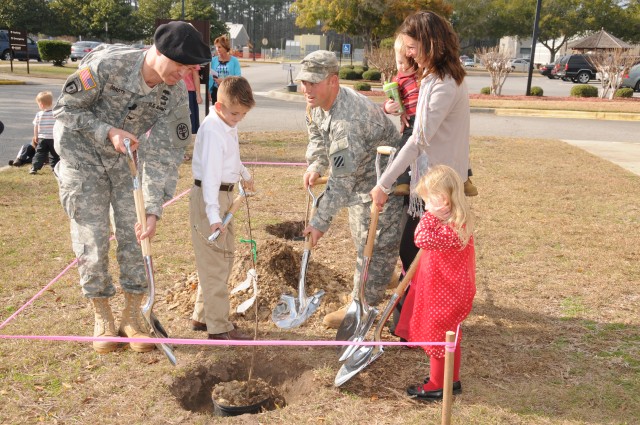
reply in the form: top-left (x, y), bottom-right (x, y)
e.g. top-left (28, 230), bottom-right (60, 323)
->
top-left (404, 164), bottom-right (475, 400)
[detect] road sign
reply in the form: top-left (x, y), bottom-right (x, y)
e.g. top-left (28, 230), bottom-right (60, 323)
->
top-left (342, 43), bottom-right (351, 55)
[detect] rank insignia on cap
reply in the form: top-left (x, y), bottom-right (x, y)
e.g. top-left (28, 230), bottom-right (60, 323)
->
top-left (64, 80), bottom-right (79, 94)
top-left (78, 67), bottom-right (96, 91)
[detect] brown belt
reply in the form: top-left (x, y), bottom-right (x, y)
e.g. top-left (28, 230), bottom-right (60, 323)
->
top-left (194, 180), bottom-right (234, 191)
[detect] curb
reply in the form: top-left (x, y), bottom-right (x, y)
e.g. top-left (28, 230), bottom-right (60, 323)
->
top-left (471, 107), bottom-right (640, 122)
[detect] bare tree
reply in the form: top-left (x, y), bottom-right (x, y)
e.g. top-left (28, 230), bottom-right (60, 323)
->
top-left (366, 46), bottom-right (396, 84)
top-left (475, 46), bottom-right (511, 96)
top-left (589, 50), bottom-right (638, 99)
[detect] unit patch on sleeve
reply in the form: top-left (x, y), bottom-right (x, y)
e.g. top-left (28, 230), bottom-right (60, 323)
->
top-left (78, 67), bottom-right (97, 91)
top-left (176, 123), bottom-right (189, 140)
top-left (64, 80), bottom-right (79, 94)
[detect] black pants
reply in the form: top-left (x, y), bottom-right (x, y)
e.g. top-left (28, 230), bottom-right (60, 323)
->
top-left (32, 138), bottom-right (59, 171)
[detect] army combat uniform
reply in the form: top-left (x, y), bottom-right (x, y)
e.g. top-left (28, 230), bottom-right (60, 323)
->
top-left (53, 44), bottom-right (191, 298)
top-left (306, 87), bottom-right (404, 305)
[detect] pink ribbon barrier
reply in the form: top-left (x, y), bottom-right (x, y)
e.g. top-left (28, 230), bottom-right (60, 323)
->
top-left (243, 161), bottom-right (306, 166)
top-left (0, 333), bottom-right (457, 349)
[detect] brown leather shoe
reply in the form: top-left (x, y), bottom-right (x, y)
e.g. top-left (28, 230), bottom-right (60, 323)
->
top-left (191, 320), bottom-right (207, 332)
top-left (208, 328), bottom-right (252, 340)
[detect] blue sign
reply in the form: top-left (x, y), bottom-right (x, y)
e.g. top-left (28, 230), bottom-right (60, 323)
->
top-left (342, 43), bottom-right (351, 55)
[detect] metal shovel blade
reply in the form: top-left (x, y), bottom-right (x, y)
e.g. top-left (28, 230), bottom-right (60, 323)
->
top-left (272, 289), bottom-right (325, 328)
top-left (338, 307), bottom-right (379, 362)
top-left (141, 313), bottom-right (177, 365)
top-left (335, 344), bottom-right (384, 387)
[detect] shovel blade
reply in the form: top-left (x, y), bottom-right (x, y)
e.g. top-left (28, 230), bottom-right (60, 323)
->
top-left (336, 306), bottom-right (378, 360)
top-left (334, 345), bottom-right (384, 387)
top-left (335, 300), bottom-right (361, 343)
top-left (142, 314), bottom-right (177, 365)
top-left (272, 290), bottom-right (325, 329)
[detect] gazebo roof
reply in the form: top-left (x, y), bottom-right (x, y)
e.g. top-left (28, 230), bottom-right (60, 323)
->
top-left (569, 29), bottom-right (632, 50)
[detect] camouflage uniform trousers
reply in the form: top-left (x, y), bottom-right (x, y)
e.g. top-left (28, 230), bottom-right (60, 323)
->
top-left (56, 158), bottom-right (147, 298)
top-left (347, 194), bottom-right (404, 306)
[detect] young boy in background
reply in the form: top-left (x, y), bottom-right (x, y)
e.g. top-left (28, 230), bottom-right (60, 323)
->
top-left (190, 76), bottom-right (256, 340)
top-left (30, 91), bottom-right (59, 175)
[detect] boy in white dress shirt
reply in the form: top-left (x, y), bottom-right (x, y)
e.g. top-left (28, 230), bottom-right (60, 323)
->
top-left (189, 76), bottom-right (255, 340)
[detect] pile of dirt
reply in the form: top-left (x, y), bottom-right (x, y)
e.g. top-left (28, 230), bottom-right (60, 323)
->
top-left (212, 378), bottom-right (285, 409)
top-left (162, 237), bottom-right (350, 322)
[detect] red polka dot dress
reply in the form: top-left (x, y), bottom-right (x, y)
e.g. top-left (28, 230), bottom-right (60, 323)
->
top-left (408, 212), bottom-right (475, 358)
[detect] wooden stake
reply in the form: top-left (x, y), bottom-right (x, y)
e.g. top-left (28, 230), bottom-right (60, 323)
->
top-left (441, 331), bottom-right (455, 425)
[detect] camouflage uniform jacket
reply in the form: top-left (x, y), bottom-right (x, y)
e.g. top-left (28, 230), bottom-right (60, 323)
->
top-left (306, 87), bottom-right (401, 233)
top-left (53, 44), bottom-right (191, 218)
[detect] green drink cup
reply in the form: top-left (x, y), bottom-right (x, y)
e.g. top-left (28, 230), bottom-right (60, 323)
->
top-left (383, 81), bottom-right (405, 114)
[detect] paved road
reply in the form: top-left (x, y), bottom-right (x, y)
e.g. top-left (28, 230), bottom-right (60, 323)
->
top-left (0, 62), bottom-right (638, 174)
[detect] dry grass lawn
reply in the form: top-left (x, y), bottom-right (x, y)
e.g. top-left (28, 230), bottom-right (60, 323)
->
top-left (0, 131), bottom-right (639, 424)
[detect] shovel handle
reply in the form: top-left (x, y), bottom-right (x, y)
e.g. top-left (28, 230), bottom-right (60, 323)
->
top-left (376, 146), bottom-right (396, 156)
top-left (363, 203), bottom-right (380, 258)
top-left (133, 185), bottom-right (151, 257)
top-left (394, 249), bottom-right (422, 297)
top-left (311, 175), bottom-right (328, 186)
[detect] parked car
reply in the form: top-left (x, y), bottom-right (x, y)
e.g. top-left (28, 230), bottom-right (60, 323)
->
top-left (508, 58), bottom-right (530, 72)
top-left (555, 54), bottom-right (597, 84)
top-left (621, 63), bottom-right (640, 92)
top-left (70, 41), bottom-right (102, 62)
top-left (462, 59), bottom-right (475, 68)
top-left (0, 30), bottom-right (41, 61)
top-left (539, 58), bottom-right (560, 79)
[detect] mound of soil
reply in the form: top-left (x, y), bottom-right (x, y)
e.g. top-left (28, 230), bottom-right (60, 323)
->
top-left (162, 237), bottom-right (351, 322)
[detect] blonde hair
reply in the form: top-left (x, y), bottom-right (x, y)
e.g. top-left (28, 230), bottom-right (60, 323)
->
top-left (214, 35), bottom-right (231, 52)
top-left (36, 91), bottom-right (53, 107)
top-left (415, 164), bottom-right (474, 247)
top-left (218, 76), bottom-right (255, 109)
top-left (393, 34), bottom-right (417, 72)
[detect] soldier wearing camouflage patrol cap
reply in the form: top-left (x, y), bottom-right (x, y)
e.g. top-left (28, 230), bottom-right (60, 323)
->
top-left (297, 50), bottom-right (404, 329)
top-left (53, 21), bottom-right (211, 354)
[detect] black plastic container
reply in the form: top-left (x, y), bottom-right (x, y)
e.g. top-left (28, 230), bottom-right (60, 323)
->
top-left (212, 397), bottom-right (270, 417)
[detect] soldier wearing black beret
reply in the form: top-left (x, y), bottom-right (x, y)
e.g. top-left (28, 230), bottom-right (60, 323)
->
top-left (53, 22), bottom-right (211, 355)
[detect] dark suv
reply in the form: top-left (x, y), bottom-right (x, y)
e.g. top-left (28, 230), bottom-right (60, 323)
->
top-left (0, 30), bottom-right (41, 61)
top-left (555, 54), bottom-right (597, 83)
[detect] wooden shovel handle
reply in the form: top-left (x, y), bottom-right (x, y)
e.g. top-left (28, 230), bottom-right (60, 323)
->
top-left (226, 193), bottom-right (247, 217)
top-left (363, 203), bottom-right (380, 258)
top-left (133, 187), bottom-right (151, 256)
top-left (394, 249), bottom-right (422, 296)
top-left (376, 145), bottom-right (396, 156)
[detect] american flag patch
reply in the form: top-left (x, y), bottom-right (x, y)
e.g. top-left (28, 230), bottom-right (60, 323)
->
top-left (79, 67), bottom-right (96, 91)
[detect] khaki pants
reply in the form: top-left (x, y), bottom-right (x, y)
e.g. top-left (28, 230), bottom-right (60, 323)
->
top-left (190, 185), bottom-right (235, 334)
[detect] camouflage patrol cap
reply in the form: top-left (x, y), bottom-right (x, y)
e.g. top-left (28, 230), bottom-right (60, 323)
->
top-left (295, 50), bottom-right (340, 83)
top-left (154, 21), bottom-right (211, 65)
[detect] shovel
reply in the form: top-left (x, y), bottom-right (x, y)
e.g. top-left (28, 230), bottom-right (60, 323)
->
top-left (334, 249), bottom-right (422, 386)
top-left (271, 176), bottom-right (328, 328)
top-left (208, 182), bottom-right (250, 243)
top-left (335, 146), bottom-right (397, 361)
top-left (123, 138), bottom-right (176, 366)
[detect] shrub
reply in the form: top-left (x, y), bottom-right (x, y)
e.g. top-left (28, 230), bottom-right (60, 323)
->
top-left (38, 40), bottom-right (71, 66)
top-left (570, 84), bottom-right (598, 98)
top-left (353, 82), bottom-right (371, 91)
top-left (529, 86), bottom-right (544, 96)
top-left (614, 87), bottom-right (634, 98)
top-left (362, 69), bottom-right (381, 81)
top-left (339, 67), bottom-right (359, 80)
top-left (352, 66), bottom-right (365, 78)
top-left (480, 87), bottom-right (491, 95)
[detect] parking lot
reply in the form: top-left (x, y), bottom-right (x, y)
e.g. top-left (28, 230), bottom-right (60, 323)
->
top-left (464, 70), bottom-right (639, 98)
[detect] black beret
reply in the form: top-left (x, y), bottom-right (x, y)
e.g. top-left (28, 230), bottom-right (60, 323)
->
top-left (154, 21), bottom-right (211, 65)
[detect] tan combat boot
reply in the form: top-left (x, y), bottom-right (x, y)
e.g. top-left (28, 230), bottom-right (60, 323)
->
top-left (91, 298), bottom-right (119, 353)
top-left (464, 178), bottom-right (478, 197)
top-left (118, 292), bottom-right (155, 353)
top-left (322, 306), bottom-right (348, 329)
